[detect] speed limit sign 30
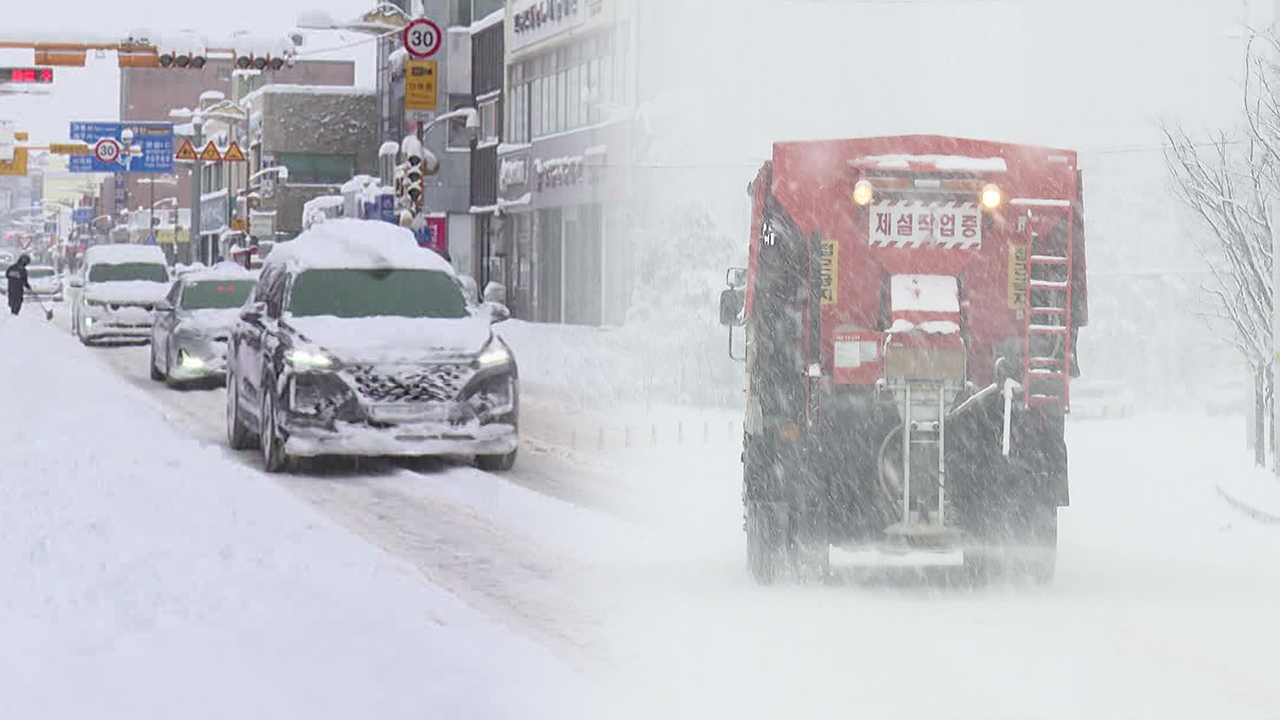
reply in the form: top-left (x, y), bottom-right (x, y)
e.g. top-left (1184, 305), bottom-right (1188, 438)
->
top-left (93, 138), bottom-right (122, 164)
top-left (403, 19), bottom-right (442, 59)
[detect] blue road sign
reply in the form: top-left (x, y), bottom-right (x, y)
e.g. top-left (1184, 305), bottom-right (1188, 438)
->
top-left (68, 121), bottom-right (175, 173)
top-left (72, 208), bottom-right (93, 224)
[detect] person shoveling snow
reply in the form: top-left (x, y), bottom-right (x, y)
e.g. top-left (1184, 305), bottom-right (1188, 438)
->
top-left (5, 255), bottom-right (31, 316)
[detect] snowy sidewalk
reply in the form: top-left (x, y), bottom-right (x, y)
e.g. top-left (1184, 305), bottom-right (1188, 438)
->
top-left (0, 313), bottom-right (590, 719)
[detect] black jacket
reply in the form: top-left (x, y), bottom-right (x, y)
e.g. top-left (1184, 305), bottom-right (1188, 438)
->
top-left (5, 262), bottom-right (31, 298)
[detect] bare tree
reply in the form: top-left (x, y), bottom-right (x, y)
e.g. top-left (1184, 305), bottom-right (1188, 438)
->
top-left (1162, 34), bottom-right (1279, 466)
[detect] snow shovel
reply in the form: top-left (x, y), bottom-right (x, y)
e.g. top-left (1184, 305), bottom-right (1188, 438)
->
top-left (30, 295), bottom-right (53, 322)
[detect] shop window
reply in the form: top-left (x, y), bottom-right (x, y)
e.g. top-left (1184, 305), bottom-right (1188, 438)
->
top-left (275, 153), bottom-right (355, 184)
top-left (480, 98), bottom-right (499, 144)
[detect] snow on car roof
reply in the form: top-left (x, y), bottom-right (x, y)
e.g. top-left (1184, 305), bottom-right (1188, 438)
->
top-left (181, 261), bottom-right (258, 283)
top-left (84, 244), bottom-right (167, 265)
top-left (265, 218), bottom-right (455, 274)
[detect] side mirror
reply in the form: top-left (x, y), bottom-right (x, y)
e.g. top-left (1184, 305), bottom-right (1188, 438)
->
top-left (239, 301), bottom-right (266, 323)
top-left (726, 267), bottom-right (748, 290)
top-left (719, 288), bottom-right (745, 327)
top-left (482, 301), bottom-right (511, 324)
top-left (155, 300), bottom-right (173, 312)
top-left (69, 277), bottom-right (84, 288)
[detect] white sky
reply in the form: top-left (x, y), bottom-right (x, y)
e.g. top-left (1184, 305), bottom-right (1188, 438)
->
top-left (0, 0), bottom-right (380, 143)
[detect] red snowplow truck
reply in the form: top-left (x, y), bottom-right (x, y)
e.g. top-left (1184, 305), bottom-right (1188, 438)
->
top-left (719, 135), bottom-right (1087, 584)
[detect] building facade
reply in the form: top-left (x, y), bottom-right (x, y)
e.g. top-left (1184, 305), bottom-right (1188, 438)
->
top-left (117, 59), bottom-right (356, 260)
top-left (189, 84), bottom-right (378, 263)
top-left (498, 0), bottom-right (639, 325)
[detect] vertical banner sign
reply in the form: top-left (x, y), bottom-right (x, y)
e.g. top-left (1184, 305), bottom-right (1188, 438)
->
top-left (405, 60), bottom-right (439, 121)
top-left (1008, 245), bottom-right (1028, 309)
top-left (820, 239), bottom-right (838, 304)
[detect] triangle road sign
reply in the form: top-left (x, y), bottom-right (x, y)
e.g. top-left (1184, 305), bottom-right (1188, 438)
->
top-left (174, 139), bottom-right (198, 161)
top-left (223, 141), bottom-right (247, 162)
top-left (198, 141), bottom-right (222, 162)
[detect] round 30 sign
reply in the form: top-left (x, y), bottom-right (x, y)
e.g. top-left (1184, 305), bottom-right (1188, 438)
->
top-left (93, 137), bottom-right (122, 164)
top-left (403, 18), bottom-right (442, 59)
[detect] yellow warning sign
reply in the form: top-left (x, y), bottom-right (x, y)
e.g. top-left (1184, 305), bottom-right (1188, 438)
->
top-left (198, 141), bottom-right (222, 162)
top-left (1008, 245), bottom-right (1028, 309)
top-left (175, 139), bottom-right (198, 161)
top-left (223, 141), bottom-right (247, 162)
top-left (405, 59), bottom-right (438, 113)
top-left (0, 148), bottom-right (28, 176)
top-left (820, 238), bottom-right (838, 305)
top-left (14, 132), bottom-right (28, 141)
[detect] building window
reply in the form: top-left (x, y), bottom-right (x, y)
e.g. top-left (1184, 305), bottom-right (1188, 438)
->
top-left (480, 98), bottom-right (499, 144)
top-left (448, 101), bottom-right (474, 150)
top-left (275, 153), bottom-right (354, 184)
top-left (522, 30), bottom-right (618, 141)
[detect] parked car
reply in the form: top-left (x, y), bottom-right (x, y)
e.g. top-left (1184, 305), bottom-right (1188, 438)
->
top-left (150, 262), bottom-right (258, 386)
top-left (25, 265), bottom-right (63, 302)
top-left (1069, 380), bottom-right (1137, 419)
top-left (69, 244), bottom-right (170, 345)
top-left (225, 219), bottom-right (518, 473)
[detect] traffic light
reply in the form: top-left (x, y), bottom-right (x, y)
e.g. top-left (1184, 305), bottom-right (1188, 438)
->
top-left (235, 55), bottom-right (288, 71)
top-left (158, 48), bottom-right (208, 69)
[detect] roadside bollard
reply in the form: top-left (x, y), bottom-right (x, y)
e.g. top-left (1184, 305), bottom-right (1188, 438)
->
top-left (625, 426), bottom-right (632, 448)
top-left (598, 427), bottom-right (605, 451)
top-left (570, 428), bottom-right (577, 450)
top-left (678, 421), bottom-right (684, 445)
top-left (704, 420), bottom-right (710, 444)
top-left (652, 424), bottom-right (658, 446)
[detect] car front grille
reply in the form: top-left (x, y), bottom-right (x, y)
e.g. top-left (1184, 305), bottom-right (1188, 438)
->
top-left (346, 363), bottom-right (475, 403)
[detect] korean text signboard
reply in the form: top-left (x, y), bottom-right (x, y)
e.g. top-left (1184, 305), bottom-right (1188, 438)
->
top-left (820, 239), bottom-right (838, 304)
top-left (869, 200), bottom-right (982, 249)
top-left (404, 59), bottom-right (438, 121)
top-left (69, 121), bottom-right (174, 173)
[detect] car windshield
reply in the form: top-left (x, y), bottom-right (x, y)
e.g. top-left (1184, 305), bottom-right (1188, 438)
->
top-left (288, 268), bottom-right (468, 319)
top-left (88, 262), bottom-right (168, 283)
top-left (27, 268), bottom-right (54, 279)
top-left (181, 280), bottom-right (254, 310)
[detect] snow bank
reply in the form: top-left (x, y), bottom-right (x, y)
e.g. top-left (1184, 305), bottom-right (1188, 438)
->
top-left (85, 244), bottom-right (167, 266)
top-left (0, 314), bottom-right (587, 719)
top-left (268, 218), bottom-right (455, 273)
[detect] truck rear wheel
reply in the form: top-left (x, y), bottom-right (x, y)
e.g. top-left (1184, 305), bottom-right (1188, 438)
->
top-left (745, 500), bottom-right (787, 585)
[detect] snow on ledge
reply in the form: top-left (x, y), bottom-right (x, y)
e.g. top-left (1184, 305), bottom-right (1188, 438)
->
top-left (469, 8), bottom-right (505, 34)
top-left (241, 83), bottom-right (376, 105)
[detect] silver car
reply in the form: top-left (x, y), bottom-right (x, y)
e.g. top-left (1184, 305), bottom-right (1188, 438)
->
top-left (150, 263), bottom-right (258, 386)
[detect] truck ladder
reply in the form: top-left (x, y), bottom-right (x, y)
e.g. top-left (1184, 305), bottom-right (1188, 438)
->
top-left (1023, 208), bottom-right (1074, 412)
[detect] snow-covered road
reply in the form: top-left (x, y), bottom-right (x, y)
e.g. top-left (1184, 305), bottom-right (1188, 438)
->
top-left (45, 300), bottom-right (1280, 719)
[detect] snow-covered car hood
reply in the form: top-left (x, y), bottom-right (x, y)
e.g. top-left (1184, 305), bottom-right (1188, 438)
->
top-left (29, 277), bottom-right (61, 291)
top-left (176, 308), bottom-right (241, 336)
top-left (284, 315), bottom-right (496, 363)
top-left (84, 281), bottom-right (170, 305)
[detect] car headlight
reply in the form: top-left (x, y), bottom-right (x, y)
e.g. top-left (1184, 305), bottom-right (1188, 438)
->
top-left (286, 349), bottom-right (335, 369)
top-left (476, 340), bottom-right (513, 369)
top-left (179, 350), bottom-right (207, 370)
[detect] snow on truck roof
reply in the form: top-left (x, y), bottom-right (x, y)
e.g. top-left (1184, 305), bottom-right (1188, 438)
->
top-left (264, 218), bottom-right (455, 274)
top-left (84, 244), bottom-right (167, 265)
top-left (852, 154), bottom-right (1009, 173)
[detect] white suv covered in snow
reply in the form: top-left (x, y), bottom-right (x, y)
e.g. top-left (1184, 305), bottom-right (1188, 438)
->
top-left (70, 244), bottom-right (171, 345)
top-left (225, 219), bottom-right (518, 473)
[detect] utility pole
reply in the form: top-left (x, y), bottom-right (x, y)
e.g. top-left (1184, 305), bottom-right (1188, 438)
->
top-left (190, 119), bottom-right (202, 264)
